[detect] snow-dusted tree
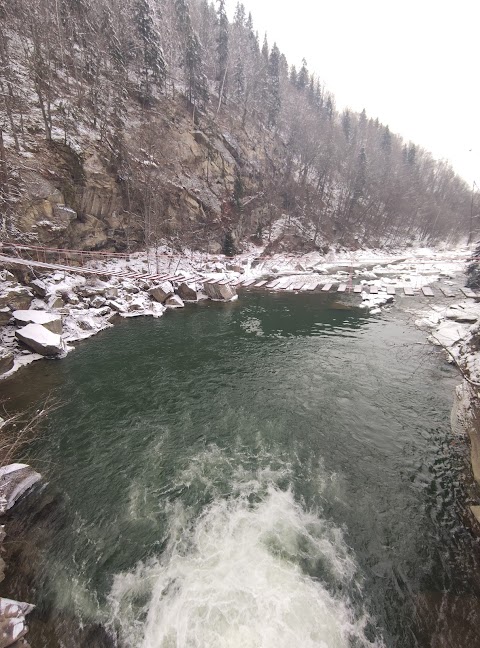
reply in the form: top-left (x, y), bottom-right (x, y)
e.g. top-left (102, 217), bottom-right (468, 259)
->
top-left (266, 43), bottom-right (281, 127)
top-left (216, 0), bottom-right (229, 104)
top-left (133, 0), bottom-right (166, 102)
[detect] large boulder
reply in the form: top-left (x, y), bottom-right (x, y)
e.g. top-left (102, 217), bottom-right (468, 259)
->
top-left (13, 310), bottom-right (62, 334)
top-left (0, 597), bottom-right (35, 647)
top-left (0, 288), bottom-right (33, 311)
top-left (149, 281), bottom-right (174, 304)
top-left (176, 282), bottom-right (198, 301)
top-left (15, 324), bottom-right (65, 356)
top-left (0, 348), bottom-right (14, 376)
top-left (204, 282), bottom-right (237, 301)
top-left (0, 464), bottom-right (41, 514)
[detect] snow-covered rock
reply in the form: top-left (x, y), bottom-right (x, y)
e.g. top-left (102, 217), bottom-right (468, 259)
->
top-left (91, 295), bottom-right (106, 309)
top-left (176, 282), bottom-right (198, 301)
top-left (0, 464), bottom-right (41, 514)
top-left (204, 282), bottom-right (237, 301)
top-left (165, 294), bottom-right (185, 308)
top-left (0, 596), bottom-right (35, 646)
top-left (149, 281), bottom-right (174, 304)
top-left (13, 310), bottom-right (63, 334)
top-left (0, 287), bottom-right (33, 311)
top-left (445, 305), bottom-right (479, 323)
top-left (0, 348), bottom-right (14, 376)
top-left (15, 323), bottom-right (65, 356)
top-left (107, 300), bottom-right (128, 314)
top-left (29, 278), bottom-right (47, 297)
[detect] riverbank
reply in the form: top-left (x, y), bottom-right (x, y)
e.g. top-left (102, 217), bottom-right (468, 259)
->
top-left (413, 298), bottom-right (480, 527)
top-left (0, 244), bottom-right (472, 380)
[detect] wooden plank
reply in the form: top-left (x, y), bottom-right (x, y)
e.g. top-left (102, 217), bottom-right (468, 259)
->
top-left (254, 280), bottom-right (268, 288)
top-left (422, 286), bottom-right (434, 297)
top-left (369, 286), bottom-right (379, 294)
top-left (322, 283), bottom-right (333, 292)
top-left (460, 287), bottom-right (477, 298)
top-left (306, 282), bottom-right (319, 291)
top-left (266, 279), bottom-right (281, 289)
top-left (440, 286), bottom-right (455, 298)
top-left (280, 279), bottom-right (296, 290)
top-left (387, 286), bottom-right (396, 295)
top-left (403, 286), bottom-right (415, 296)
top-left (242, 279), bottom-right (257, 287)
top-left (292, 280), bottom-right (307, 291)
top-left (353, 285), bottom-right (362, 294)
top-left (337, 284), bottom-right (347, 293)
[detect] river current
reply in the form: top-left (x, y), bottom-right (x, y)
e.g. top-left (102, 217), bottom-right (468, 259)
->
top-left (3, 293), bottom-right (480, 647)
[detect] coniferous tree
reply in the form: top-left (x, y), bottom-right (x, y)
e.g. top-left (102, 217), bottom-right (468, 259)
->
top-left (266, 43), bottom-right (281, 127)
top-left (133, 0), bottom-right (166, 102)
top-left (216, 0), bottom-right (229, 103)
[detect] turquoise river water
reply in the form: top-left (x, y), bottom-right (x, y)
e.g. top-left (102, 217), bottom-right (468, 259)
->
top-left (3, 293), bottom-right (480, 648)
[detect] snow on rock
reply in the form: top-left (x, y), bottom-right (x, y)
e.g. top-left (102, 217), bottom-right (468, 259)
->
top-left (12, 310), bottom-right (63, 334)
top-left (0, 348), bottom-right (14, 376)
top-left (29, 278), bottom-right (47, 298)
top-left (0, 464), bottom-right (41, 514)
top-left (149, 282), bottom-right (174, 304)
top-left (445, 304), bottom-right (480, 323)
top-left (0, 287), bottom-right (33, 311)
top-left (165, 294), bottom-right (184, 308)
top-left (176, 282), bottom-right (198, 302)
top-left (203, 282), bottom-right (237, 302)
top-left (15, 323), bottom-right (65, 356)
top-left (0, 596), bottom-right (35, 647)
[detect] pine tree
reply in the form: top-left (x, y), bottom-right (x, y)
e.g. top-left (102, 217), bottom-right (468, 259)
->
top-left (381, 125), bottom-right (392, 154)
top-left (133, 0), bottom-right (166, 103)
top-left (223, 230), bottom-right (235, 256)
top-left (233, 2), bottom-right (246, 27)
top-left (216, 0), bottom-right (229, 102)
top-left (467, 242), bottom-right (480, 288)
top-left (297, 58), bottom-right (308, 90)
top-left (266, 43), bottom-right (281, 127)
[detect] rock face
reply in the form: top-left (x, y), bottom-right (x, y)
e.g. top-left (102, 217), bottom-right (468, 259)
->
top-left (165, 294), bottom-right (184, 308)
top-left (0, 288), bottom-right (33, 311)
top-left (15, 324), bottom-right (65, 356)
top-left (176, 282), bottom-right (198, 301)
top-left (0, 464), bottom-right (42, 514)
top-left (149, 282), bottom-right (174, 304)
top-left (203, 282), bottom-right (237, 301)
top-left (0, 597), bottom-right (35, 648)
top-left (0, 349), bottom-right (14, 376)
top-left (13, 310), bottom-right (63, 334)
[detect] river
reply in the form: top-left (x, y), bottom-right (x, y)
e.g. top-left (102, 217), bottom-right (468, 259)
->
top-left (3, 292), bottom-right (480, 647)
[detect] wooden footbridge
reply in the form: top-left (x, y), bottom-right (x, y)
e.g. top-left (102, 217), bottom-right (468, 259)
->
top-left (0, 242), bottom-right (203, 284)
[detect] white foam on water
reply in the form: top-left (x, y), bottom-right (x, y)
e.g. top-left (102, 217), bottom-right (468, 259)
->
top-left (109, 483), bottom-right (383, 648)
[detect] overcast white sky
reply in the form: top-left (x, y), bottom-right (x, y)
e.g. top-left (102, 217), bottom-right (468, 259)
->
top-left (225, 0), bottom-right (480, 187)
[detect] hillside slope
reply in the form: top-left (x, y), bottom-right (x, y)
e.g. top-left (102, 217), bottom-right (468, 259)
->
top-left (0, 0), bottom-right (473, 254)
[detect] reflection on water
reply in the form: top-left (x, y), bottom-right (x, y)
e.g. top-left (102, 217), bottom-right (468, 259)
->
top-left (2, 294), bottom-right (480, 648)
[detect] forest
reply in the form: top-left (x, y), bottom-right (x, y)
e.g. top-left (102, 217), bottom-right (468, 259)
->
top-left (0, 0), bottom-right (475, 253)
